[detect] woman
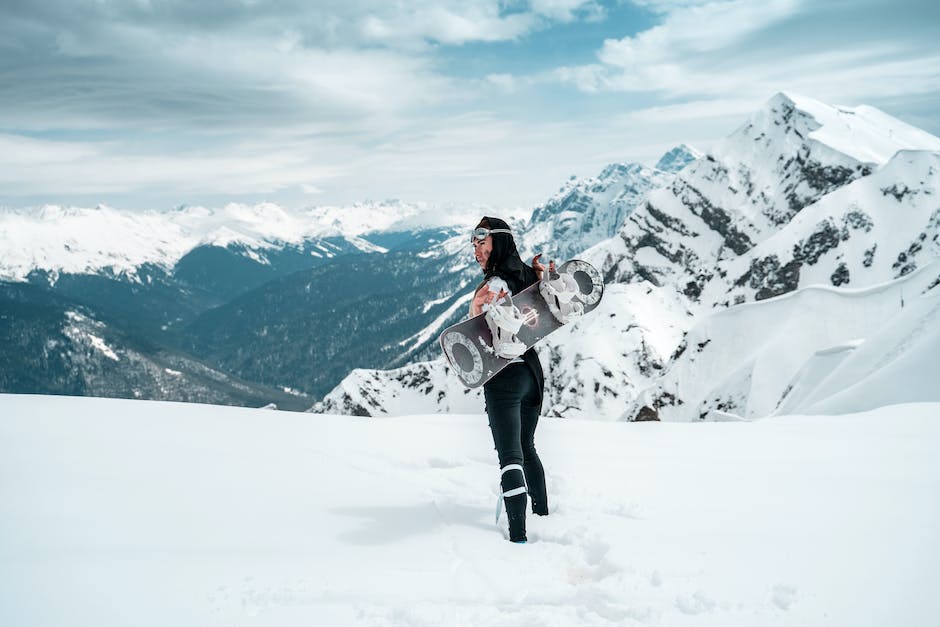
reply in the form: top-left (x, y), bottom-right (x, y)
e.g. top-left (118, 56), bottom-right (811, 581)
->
top-left (470, 216), bottom-right (552, 544)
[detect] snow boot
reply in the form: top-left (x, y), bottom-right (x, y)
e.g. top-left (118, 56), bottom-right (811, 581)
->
top-left (539, 270), bottom-right (584, 324)
top-left (524, 457), bottom-right (549, 516)
top-left (501, 463), bottom-right (528, 543)
top-left (506, 498), bottom-right (527, 543)
top-left (484, 294), bottom-right (527, 359)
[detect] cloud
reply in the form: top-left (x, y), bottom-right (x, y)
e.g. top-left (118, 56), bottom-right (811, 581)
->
top-left (352, 1), bottom-right (607, 47)
top-left (0, 134), bottom-right (99, 166)
top-left (554, 0), bottom-right (802, 93)
top-left (528, 0), bottom-right (606, 22)
top-left (0, 1), bottom-right (609, 136)
top-left (485, 73), bottom-right (519, 92)
top-left (0, 132), bottom-right (344, 196)
top-left (0, 0), bottom-right (937, 211)
top-left (0, 0), bottom-right (615, 208)
top-left (359, 6), bottom-right (536, 47)
top-left (554, 0), bottom-right (940, 105)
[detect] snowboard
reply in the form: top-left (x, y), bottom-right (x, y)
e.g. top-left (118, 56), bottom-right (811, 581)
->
top-left (439, 259), bottom-right (604, 389)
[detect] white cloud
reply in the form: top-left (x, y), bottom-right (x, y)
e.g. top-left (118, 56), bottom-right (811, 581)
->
top-left (0, 134), bottom-right (343, 196)
top-left (360, 5), bottom-right (535, 46)
top-left (627, 0), bottom-right (724, 11)
top-left (485, 73), bottom-right (518, 92)
top-left (1, 0), bottom-right (937, 212)
top-left (551, 0), bottom-right (940, 112)
top-left (0, 134), bottom-right (99, 166)
top-left (556, 0), bottom-right (800, 94)
top-left (599, 0), bottom-right (800, 64)
top-left (612, 97), bottom-right (762, 124)
top-left (528, 0), bottom-right (605, 22)
top-left (349, 1), bottom-right (605, 47)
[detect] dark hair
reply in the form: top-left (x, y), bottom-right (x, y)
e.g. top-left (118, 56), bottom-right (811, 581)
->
top-left (476, 216), bottom-right (537, 293)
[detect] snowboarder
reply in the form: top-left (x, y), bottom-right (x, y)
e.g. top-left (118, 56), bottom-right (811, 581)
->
top-left (470, 216), bottom-right (551, 543)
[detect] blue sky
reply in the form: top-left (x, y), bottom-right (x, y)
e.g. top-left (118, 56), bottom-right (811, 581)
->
top-left (1, 0), bottom-right (938, 212)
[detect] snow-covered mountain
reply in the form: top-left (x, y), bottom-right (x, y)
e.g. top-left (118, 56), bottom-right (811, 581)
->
top-left (631, 261), bottom-right (940, 422)
top-left (655, 143), bottom-right (701, 173)
top-left (519, 156), bottom-right (683, 263)
top-left (2, 147), bottom-right (677, 405)
top-left (4, 393), bottom-right (939, 625)
top-left (310, 153), bottom-right (692, 415)
top-left (0, 199), bottom-right (471, 282)
top-left (588, 92), bottom-right (940, 298)
top-left (317, 93), bottom-right (940, 420)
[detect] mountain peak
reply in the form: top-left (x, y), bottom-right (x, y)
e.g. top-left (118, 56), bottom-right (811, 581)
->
top-left (598, 162), bottom-right (646, 181)
top-left (655, 144), bottom-right (701, 173)
top-left (751, 92), bottom-right (940, 165)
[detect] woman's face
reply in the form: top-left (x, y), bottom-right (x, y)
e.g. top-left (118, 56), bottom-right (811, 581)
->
top-left (472, 235), bottom-right (492, 270)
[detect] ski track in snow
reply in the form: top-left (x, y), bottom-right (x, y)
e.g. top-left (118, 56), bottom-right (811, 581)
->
top-left (2, 395), bottom-right (939, 626)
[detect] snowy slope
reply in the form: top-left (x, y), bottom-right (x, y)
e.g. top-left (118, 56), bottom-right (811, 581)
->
top-left (705, 149), bottom-right (940, 306)
top-left (631, 262), bottom-right (940, 422)
top-left (778, 268), bottom-right (940, 416)
top-left (537, 281), bottom-right (693, 420)
top-left (313, 360), bottom-right (484, 417)
top-left (2, 395), bottom-right (939, 626)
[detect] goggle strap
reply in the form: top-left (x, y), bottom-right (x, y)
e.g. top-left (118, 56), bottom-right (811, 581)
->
top-left (472, 228), bottom-right (513, 240)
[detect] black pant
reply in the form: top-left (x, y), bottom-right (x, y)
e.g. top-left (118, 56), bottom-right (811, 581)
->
top-left (484, 363), bottom-right (549, 539)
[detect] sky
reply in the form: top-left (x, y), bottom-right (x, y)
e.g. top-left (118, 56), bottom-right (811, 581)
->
top-left (1, 0), bottom-right (938, 213)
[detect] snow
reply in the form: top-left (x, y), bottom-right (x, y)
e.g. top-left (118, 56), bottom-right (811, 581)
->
top-left (639, 261), bottom-right (940, 422)
top-left (788, 274), bottom-right (940, 415)
top-left (784, 93), bottom-right (940, 164)
top-left (704, 148), bottom-right (940, 304)
top-left (2, 394), bottom-right (939, 626)
top-left (86, 333), bottom-right (120, 361)
top-left (345, 235), bottom-right (389, 254)
top-left (399, 292), bottom-right (474, 354)
top-left (0, 199), bottom-right (460, 281)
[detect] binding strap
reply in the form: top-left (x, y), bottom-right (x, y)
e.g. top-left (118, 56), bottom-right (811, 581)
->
top-left (500, 464), bottom-right (527, 498)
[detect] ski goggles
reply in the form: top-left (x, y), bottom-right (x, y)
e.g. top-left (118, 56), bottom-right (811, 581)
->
top-left (470, 227), bottom-right (512, 242)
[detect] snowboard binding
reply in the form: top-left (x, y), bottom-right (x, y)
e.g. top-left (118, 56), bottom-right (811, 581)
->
top-left (484, 294), bottom-right (528, 359)
top-left (539, 268), bottom-right (584, 324)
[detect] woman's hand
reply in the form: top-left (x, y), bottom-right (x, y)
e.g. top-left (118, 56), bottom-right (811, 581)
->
top-left (471, 284), bottom-right (508, 316)
top-left (532, 254), bottom-right (556, 280)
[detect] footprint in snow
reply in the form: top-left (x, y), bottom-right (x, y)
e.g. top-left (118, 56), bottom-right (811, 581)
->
top-left (427, 456), bottom-right (463, 469)
top-left (605, 501), bottom-right (645, 519)
top-left (772, 584), bottom-right (797, 610)
top-left (676, 591), bottom-right (716, 615)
